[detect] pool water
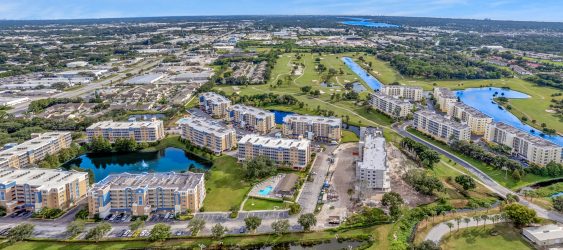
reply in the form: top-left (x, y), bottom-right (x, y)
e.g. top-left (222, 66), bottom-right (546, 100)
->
top-left (259, 186), bottom-right (273, 196)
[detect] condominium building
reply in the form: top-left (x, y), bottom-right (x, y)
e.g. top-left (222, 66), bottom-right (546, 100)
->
top-left (413, 110), bottom-right (471, 142)
top-left (0, 132), bottom-right (72, 169)
top-left (86, 120), bottom-right (165, 143)
top-left (238, 134), bottom-right (311, 170)
top-left (229, 104), bottom-right (275, 134)
top-left (0, 168), bottom-right (88, 214)
top-left (88, 172), bottom-right (205, 218)
top-left (433, 87), bottom-right (458, 113)
top-left (199, 92), bottom-right (231, 119)
top-left (447, 102), bottom-right (493, 135)
top-left (380, 85), bottom-right (424, 101)
top-left (282, 115), bottom-right (342, 142)
top-left (179, 116), bottom-right (236, 154)
top-left (484, 122), bottom-right (562, 165)
top-left (356, 127), bottom-right (390, 191)
top-left (370, 92), bottom-right (413, 118)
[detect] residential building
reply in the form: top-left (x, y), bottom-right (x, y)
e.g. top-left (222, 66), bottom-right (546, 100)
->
top-left (413, 110), bottom-right (471, 142)
top-left (356, 127), bottom-right (390, 191)
top-left (484, 122), bottom-right (562, 165)
top-left (88, 172), bottom-right (205, 218)
top-left (0, 132), bottom-right (72, 169)
top-left (282, 115), bottom-right (342, 142)
top-left (447, 102), bottom-right (493, 135)
top-left (86, 120), bottom-right (165, 143)
top-left (179, 116), bottom-right (236, 154)
top-left (380, 85), bottom-right (423, 101)
top-left (433, 87), bottom-right (458, 113)
top-left (370, 92), bottom-right (413, 118)
top-left (523, 224), bottom-right (563, 247)
top-left (0, 168), bottom-right (88, 214)
top-left (199, 92), bottom-right (231, 119)
top-left (229, 104), bottom-right (275, 134)
top-left (510, 65), bottom-right (532, 75)
top-left (237, 134), bottom-right (311, 170)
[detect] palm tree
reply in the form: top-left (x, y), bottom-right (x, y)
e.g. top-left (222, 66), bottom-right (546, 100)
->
top-left (464, 218), bottom-right (471, 228)
top-left (473, 216), bottom-right (481, 227)
top-left (490, 214), bottom-right (497, 225)
top-left (446, 222), bottom-right (454, 234)
top-left (455, 218), bottom-right (462, 231)
top-left (481, 215), bottom-right (489, 228)
top-left (430, 210), bottom-right (437, 223)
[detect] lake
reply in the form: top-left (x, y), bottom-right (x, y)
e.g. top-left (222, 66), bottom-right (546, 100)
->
top-left (456, 87), bottom-right (563, 147)
top-left (62, 147), bottom-right (209, 182)
top-left (341, 18), bottom-right (399, 28)
top-left (342, 57), bottom-right (384, 90)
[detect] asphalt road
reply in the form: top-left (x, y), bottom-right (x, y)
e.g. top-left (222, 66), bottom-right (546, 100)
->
top-left (394, 123), bottom-right (563, 223)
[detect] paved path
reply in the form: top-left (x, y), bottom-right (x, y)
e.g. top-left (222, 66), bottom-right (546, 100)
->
top-left (424, 215), bottom-right (506, 243)
top-left (394, 123), bottom-right (563, 224)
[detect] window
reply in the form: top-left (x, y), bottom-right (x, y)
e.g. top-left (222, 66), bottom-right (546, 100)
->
top-left (138, 196), bottom-right (143, 205)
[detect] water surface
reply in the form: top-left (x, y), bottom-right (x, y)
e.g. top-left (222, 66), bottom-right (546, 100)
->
top-left (342, 57), bottom-right (383, 90)
top-left (341, 18), bottom-right (399, 28)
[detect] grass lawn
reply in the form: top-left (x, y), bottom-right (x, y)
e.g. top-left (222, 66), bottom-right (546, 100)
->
top-left (407, 128), bottom-right (553, 190)
top-left (203, 156), bottom-right (251, 211)
top-left (341, 130), bottom-right (360, 143)
top-left (242, 197), bottom-right (287, 211)
top-left (440, 223), bottom-right (533, 250)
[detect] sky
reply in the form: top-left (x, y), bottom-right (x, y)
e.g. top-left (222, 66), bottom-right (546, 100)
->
top-left (0, 0), bottom-right (561, 22)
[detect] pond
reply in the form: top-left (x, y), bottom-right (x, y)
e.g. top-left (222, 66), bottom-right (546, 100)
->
top-left (455, 87), bottom-right (563, 147)
top-left (342, 57), bottom-right (383, 90)
top-left (62, 147), bottom-right (209, 182)
top-left (341, 18), bottom-right (399, 28)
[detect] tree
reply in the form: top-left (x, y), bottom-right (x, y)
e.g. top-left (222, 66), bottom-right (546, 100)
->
top-left (298, 213), bottom-right (317, 231)
top-left (7, 223), bottom-right (34, 243)
top-left (86, 222), bottom-right (111, 242)
top-left (242, 156), bottom-right (277, 180)
top-left (271, 220), bottom-right (290, 236)
top-left (300, 86), bottom-right (312, 93)
top-left (415, 240), bottom-right (441, 250)
top-left (473, 216), bottom-right (480, 227)
top-left (381, 192), bottom-right (404, 219)
top-left (88, 136), bottom-right (112, 153)
top-left (113, 137), bottom-right (138, 152)
top-left (446, 222), bottom-right (454, 233)
top-left (455, 218), bottom-right (462, 231)
top-left (244, 216), bottom-right (262, 233)
top-left (554, 196), bottom-right (563, 212)
top-left (504, 203), bottom-right (537, 227)
top-left (188, 218), bottom-right (206, 236)
top-left (288, 203), bottom-right (301, 215)
top-left (149, 223), bottom-right (171, 241)
top-left (130, 218), bottom-right (145, 231)
top-left (463, 217), bottom-right (471, 228)
top-left (481, 215), bottom-right (489, 228)
top-left (211, 224), bottom-right (227, 239)
top-left (454, 175), bottom-right (476, 190)
top-left (66, 220), bottom-right (85, 236)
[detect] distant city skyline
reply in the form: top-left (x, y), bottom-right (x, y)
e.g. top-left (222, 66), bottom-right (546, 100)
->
top-left (0, 0), bottom-right (561, 22)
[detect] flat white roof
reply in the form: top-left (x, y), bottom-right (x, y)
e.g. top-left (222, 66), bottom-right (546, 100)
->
top-left (87, 120), bottom-right (162, 130)
top-left (524, 224), bottom-right (563, 241)
top-left (239, 134), bottom-right (310, 151)
top-left (283, 114), bottom-right (342, 127)
top-left (178, 116), bottom-right (234, 137)
top-left (357, 128), bottom-right (387, 171)
top-left (230, 104), bottom-right (274, 119)
top-left (0, 132), bottom-right (70, 161)
top-left (0, 168), bottom-right (88, 191)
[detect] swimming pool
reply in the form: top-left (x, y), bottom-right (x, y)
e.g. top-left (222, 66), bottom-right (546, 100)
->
top-left (258, 186), bottom-right (273, 196)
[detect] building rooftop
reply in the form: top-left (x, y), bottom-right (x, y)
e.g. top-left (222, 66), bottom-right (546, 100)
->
top-left (450, 102), bottom-right (491, 119)
top-left (357, 127), bottom-right (387, 171)
top-left (87, 120), bottom-right (162, 130)
top-left (179, 116), bottom-right (235, 137)
top-left (283, 114), bottom-right (342, 127)
top-left (381, 85), bottom-right (423, 90)
top-left (125, 74), bottom-right (164, 84)
top-left (0, 132), bottom-right (70, 162)
top-left (199, 92), bottom-right (230, 104)
top-left (492, 122), bottom-right (561, 148)
top-left (372, 92), bottom-right (413, 105)
top-left (230, 104), bottom-right (274, 119)
top-left (93, 172), bottom-right (204, 192)
top-left (0, 168), bottom-right (88, 191)
top-left (435, 87), bottom-right (457, 99)
top-left (524, 224), bottom-right (563, 241)
top-left (238, 134), bottom-right (310, 151)
top-left (416, 110), bottom-right (471, 130)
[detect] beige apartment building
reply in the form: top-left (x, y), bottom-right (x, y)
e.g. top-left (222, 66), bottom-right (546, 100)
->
top-left (413, 110), bottom-right (471, 142)
top-left (380, 85), bottom-right (424, 101)
top-left (199, 92), bottom-right (231, 119)
top-left (88, 172), bottom-right (205, 218)
top-left (229, 104), bottom-right (275, 134)
top-left (0, 168), bottom-right (88, 214)
top-left (0, 132), bottom-right (72, 169)
top-left (179, 116), bottom-right (237, 154)
top-left (238, 134), bottom-right (311, 170)
top-left (433, 87), bottom-right (458, 112)
top-left (484, 122), bottom-right (562, 165)
top-left (447, 102), bottom-right (493, 135)
top-left (86, 120), bottom-right (165, 143)
top-left (370, 92), bottom-right (413, 118)
top-left (282, 114), bottom-right (342, 142)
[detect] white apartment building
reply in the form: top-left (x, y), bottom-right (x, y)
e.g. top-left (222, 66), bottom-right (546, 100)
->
top-left (380, 85), bottom-right (424, 101)
top-left (433, 87), bottom-right (458, 113)
top-left (179, 116), bottom-right (236, 154)
top-left (356, 127), bottom-right (390, 191)
top-left (88, 172), bottom-right (205, 218)
top-left (86, 120), bottom-right (165, 143)
top-left (484, 122), bottom-right (562, 165)
top-left (413, 110), bottom-right (471, 142)
top-left (0, 132), bottom-right (72, 169)
top-left (282, 115), bottom-right (342, 142)
top-left (447, 102), bottom-right (493, 135)
top-left (370, 92), bottom-right (413, 118)
top-left (229, 104), bottom-right (275, 134)
top-left (199, 92), bottom-right (231, 119)
top-left (238, 134), bottom-right (311, 170)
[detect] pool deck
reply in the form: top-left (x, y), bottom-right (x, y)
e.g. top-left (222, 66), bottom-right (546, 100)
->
top-left (248, 174), bottom-right (285, 200)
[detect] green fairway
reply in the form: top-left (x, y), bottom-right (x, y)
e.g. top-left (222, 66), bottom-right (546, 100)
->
top-left (242, 197), bottom-right (287, 211)
top-left (203, 156), bottom-right (251, 211)
top-left (441, 223), bottom-right (533, 250)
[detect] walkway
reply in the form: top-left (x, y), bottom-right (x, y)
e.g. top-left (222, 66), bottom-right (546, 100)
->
top-left (424, 215), bottom-right (506, 243)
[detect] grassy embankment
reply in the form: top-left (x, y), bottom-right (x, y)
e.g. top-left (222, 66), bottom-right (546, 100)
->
top-left (440, 223), bottom-right (533, 250)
